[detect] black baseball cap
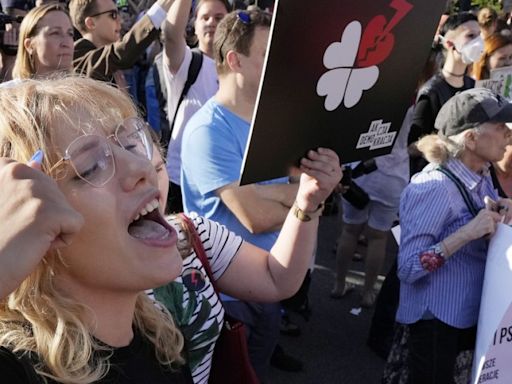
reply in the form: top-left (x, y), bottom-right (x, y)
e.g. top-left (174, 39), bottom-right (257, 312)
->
top-left (435, 88), bottom-right (512, 137)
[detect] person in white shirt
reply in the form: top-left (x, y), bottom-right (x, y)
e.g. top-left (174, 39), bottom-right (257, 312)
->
top-left (162, 0), bottom-right (230, 212)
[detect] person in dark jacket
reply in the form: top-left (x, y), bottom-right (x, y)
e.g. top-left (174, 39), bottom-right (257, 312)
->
top-left (408, 12), bottom-right (481, 175)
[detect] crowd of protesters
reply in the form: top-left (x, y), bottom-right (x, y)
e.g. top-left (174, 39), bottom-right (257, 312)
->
top-left (1, 0), bottom-right (512, 383)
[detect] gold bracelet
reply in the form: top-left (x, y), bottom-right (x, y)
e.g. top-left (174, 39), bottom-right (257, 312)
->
top-left (291, 201), bottom-right (324, 222)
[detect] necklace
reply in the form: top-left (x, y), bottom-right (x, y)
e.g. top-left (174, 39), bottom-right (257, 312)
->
top-left (442, 68), bottom-right (465, 78)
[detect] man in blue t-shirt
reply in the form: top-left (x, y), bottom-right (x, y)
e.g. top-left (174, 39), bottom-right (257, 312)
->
top-left (181, 9), bottom-right (301, 382)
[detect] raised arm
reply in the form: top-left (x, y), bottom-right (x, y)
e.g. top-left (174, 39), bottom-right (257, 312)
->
top-left (216, 148), bottom-right (342, 302)
top-left (73, 0), bottom-right (175, 79)
top-left (163, 0), bottom-right (191, 73)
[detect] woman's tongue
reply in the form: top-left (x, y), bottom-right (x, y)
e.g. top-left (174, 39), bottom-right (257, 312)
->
top-left (128, 219), bottom-right (170, 240)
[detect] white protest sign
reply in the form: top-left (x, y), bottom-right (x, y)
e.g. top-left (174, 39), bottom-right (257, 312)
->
top-left (391, 224), bottom-right (401, 245)
top-left (475, 79), bottom-right (504, 97)
top-left (472, 223), bottom-right (512, 383)
top-left (476, 66), bottom-right (512, 102)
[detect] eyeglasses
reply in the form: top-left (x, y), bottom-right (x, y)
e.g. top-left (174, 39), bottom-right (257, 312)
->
top-left (217, 11), bottom-right (252, 64)
top-left (90, 9), bottom-right (119, 20)
top-left (49, 117), bottom-right (153, 188)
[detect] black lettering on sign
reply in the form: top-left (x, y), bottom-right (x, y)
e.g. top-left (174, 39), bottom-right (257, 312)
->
top-left (478, 369), bottom-right (499, 383)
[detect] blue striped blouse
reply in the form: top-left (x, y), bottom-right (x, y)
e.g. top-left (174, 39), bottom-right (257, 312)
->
top-left (396, 158), bottom-right (498, 328)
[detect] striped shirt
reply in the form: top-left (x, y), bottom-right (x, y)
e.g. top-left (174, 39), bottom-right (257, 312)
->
top-left (147, 213), bottom-right (242, 384)
top-left (396, 158), bottom-right (498, 328)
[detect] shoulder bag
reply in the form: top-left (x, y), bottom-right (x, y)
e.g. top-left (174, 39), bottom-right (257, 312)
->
top-left (179, 214), bottom-right (260, 384)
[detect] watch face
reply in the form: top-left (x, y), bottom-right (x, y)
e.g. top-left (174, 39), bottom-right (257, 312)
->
top-left (433, 244), bottom-right (445, 258)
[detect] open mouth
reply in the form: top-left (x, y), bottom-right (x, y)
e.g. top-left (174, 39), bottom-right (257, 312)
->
top-left (128, 198), bottom-right (176, 244)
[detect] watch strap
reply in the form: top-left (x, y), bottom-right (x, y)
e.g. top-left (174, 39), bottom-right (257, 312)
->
top-left (292, 201), bottom-right (324, 222)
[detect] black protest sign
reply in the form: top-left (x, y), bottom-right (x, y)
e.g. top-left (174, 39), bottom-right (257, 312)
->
top-left (241, 0), bottom-right (446, 184)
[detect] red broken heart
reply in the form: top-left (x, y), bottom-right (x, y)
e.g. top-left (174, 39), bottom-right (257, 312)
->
top-left (357, 15), bottom-right (395, 68)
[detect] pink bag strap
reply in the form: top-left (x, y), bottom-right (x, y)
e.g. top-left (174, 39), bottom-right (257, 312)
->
top-left (179, 213), bottom-right (220, 294)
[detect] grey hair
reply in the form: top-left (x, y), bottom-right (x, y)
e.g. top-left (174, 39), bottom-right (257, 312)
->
top-left (416, 126), bottom-right (482, 164)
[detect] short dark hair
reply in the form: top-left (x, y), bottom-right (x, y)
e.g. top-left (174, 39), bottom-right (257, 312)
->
top-left (193, 0), bottom-right (231, 18)
top-left (213, 9), bottom-right (271, 74)
top-left (439, 11), bottom-right (478, 37)
top-left (68, 0), bottom-right (97, 34)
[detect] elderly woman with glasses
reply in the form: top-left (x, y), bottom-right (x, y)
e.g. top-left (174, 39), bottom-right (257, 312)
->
top-left (0, 76), bottom-right (342, 383)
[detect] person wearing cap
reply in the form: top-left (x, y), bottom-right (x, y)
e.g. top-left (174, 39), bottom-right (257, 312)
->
top-left (396, 88), bottom-right (512, 383)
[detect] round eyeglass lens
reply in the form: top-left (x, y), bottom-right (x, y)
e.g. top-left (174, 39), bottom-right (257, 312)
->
top-left (116, 118), bottom-right (153, 160)
top-left (67, 135), bottom-right (115, 187)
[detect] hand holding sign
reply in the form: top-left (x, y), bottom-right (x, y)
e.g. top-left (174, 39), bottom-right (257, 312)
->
top-left (461, 207), bottom-right (501, 240)
top-left (241, 0), bottom-right (446, 185)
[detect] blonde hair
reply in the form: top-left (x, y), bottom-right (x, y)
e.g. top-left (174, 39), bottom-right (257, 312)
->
top-left (478, 7), bottom-right (498, 30)
top-left (0, 76), bottom-right (185, 383)
top-left (12, 3), bottom-right (72, 80)
top-left (416, 128), bottom-right (480, 164)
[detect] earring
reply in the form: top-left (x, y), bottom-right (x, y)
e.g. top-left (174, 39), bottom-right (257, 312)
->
top-left (28, 52), bottom-right (35, 72)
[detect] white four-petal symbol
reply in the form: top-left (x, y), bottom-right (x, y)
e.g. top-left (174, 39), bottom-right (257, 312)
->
top-left (316, 21), bottom-right (379, 111)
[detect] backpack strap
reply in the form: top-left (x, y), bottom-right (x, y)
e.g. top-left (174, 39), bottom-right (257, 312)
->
top-left (436, 166), bottom-right (480, 217)
top-left (160, 49), bottom-right (204, 155)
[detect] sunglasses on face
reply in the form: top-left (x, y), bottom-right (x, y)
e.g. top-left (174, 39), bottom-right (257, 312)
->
top-left (90, 9), bottom-right (119, 20)
top-left (49, 117), bottom-right (153, 188)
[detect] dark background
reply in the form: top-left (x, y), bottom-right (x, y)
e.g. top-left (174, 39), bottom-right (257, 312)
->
top-left (241, 0), bottom-right (447, 184)
top-left (271, 211), bottom-right (397, 383)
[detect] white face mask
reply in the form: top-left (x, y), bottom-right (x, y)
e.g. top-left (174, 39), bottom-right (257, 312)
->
top-left (456, 35), bottom-right (484, 64)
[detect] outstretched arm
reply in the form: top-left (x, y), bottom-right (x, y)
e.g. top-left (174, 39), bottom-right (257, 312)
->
top-left (217, 148), bottom-right (342, 302)
top-left (73, 0), bottom-right (175, 79)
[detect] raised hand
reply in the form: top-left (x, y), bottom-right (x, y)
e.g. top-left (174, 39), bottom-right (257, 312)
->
top-left (296, 148), bottom-right (342, 212)
top-left (461, 208), bottom-right (502, 241)
top-left (496, 197), bottom-right (512, 224)
top-left (0, 158), bottom-right (84, 298)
